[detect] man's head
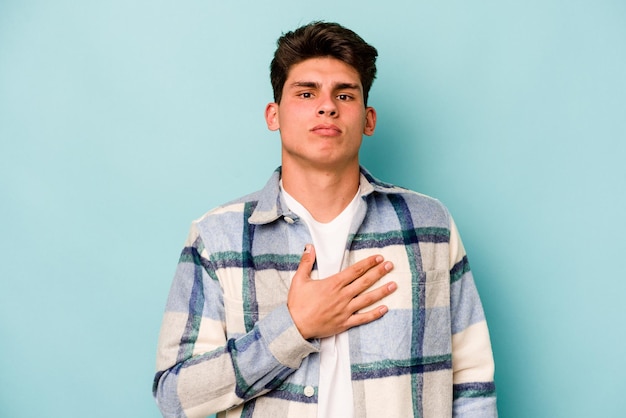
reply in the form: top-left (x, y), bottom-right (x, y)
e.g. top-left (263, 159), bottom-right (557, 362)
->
top-left (270, 22), bottom-right (378, 106)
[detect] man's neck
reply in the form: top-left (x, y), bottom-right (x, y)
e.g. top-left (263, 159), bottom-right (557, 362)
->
top-left (281, 162), bottom-right (361, 223)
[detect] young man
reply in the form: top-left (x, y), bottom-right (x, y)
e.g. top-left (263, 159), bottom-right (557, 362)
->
top-left (154, 22), bottom-right (497, 417)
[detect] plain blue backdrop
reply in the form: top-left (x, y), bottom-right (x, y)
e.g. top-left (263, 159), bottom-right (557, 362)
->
top-left (1, 1), bottom-right (625, 417)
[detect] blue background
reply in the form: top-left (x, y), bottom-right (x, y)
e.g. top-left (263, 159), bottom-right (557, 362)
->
top-left (1, 1), bottom-right (625, 417)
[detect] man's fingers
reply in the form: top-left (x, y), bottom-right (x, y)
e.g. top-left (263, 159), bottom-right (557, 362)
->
top-left (348, 280), bottom-right (397, 313)
top-left (344, 279), bottom-right (398, 329)
top-left (344, 305), bottom-right (390, 330)
top-left (343, 258), bottom-right (394, 297)
top-left (337, 254), bottom-right (385, 287)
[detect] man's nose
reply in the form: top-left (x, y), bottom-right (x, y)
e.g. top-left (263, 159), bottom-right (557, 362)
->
top-left (317, 96), bottom-right (337, 116)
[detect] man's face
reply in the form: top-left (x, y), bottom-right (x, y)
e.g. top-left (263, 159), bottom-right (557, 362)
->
top-left (265, 57), bottom-right (376, 172)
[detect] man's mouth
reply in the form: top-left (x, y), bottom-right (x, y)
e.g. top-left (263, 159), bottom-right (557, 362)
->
top-left (311, 124), bottom-right (342, 136)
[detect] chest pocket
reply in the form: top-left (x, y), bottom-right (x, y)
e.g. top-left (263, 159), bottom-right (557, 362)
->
top-left (349, 268), bottom-right (451, 369)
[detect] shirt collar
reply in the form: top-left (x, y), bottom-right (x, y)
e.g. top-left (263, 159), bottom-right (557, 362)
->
top-left (248, 166), bottom-right (407, 225)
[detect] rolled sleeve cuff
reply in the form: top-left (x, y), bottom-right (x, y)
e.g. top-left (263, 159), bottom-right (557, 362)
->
top-left (257, 304), bottom-right (320, 369)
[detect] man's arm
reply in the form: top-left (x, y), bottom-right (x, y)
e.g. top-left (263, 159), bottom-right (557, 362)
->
top-left (153, 226), bottom-right (394, 418)
top-left (448, 217), bottom-right (498, 417)
top-left (153, 226), bottom-right (317, 418)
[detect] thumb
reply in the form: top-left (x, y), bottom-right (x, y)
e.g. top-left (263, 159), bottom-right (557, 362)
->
top-left (293, 244), bottom-right (316, 283)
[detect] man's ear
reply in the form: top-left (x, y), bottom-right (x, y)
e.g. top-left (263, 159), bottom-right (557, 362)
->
top-left (265, 103), bottom-right (280, 131)
top-left (363, 106), bottom-right (377, 136)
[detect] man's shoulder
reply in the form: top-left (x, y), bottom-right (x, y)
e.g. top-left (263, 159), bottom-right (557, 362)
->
top-left (390, 186), bottom-right (446, 210)
top-left (367, 177), bottom-right (448, 214)
top-left (194, 188), bottom-right (264, 224)
top-left (362, 167), bottom-right (443, 202)
top-left (190, 168), bottom-right (276, 220)
top-left (365, 177), bottom-right (451, 229)
top-left (359, 167), bottom-right (451, 226)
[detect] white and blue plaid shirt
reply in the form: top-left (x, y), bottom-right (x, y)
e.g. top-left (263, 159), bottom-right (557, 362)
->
top-left (154, 167), bottom-right (497, 418)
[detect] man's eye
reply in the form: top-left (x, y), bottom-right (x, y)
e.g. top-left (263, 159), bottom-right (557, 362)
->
top-left (337, 94), bottom-right (352, 101)
top-left (300, 92), bottom-right (312, 98)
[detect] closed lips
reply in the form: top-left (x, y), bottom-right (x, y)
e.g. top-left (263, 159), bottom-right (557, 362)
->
top-left (311, 124), bottom-right (341, 135)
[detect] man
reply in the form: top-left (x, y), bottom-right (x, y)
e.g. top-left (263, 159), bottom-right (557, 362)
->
top-left (154, 21), bottom-right (497, 417)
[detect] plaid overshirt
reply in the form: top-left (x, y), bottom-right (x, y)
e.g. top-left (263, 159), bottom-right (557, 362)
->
top-left (154, 167), bottom-right (497, 418)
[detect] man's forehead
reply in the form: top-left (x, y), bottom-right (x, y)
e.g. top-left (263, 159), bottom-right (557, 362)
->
top-left (285, 57), bottom-right (362, 88)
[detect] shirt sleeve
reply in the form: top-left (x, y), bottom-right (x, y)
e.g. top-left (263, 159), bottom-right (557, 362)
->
top-left (448, 216), bottom-right (498, 417)
top-left (152, 222), bottom-right (319, 418)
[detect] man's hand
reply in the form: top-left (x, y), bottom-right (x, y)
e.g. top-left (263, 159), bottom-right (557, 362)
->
top-left (287, 244), bottom-right (397, 340)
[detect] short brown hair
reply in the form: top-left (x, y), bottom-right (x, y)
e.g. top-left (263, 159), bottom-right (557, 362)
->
top-left (270, 21), bottom-right (378, 105)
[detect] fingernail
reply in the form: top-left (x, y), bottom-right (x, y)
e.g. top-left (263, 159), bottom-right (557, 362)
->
top-left (384, 261), bottom-right (393, 271)
top-left (379, 306), bottom-right (388, 315)
top-left (375, 255), bottom-right (383, 263)
top-left (387, 282), bottom-right (397, 292)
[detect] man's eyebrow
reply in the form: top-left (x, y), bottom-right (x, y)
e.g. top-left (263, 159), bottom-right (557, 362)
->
top-left (290, 81), bottom-right (320, 89)
top-left (335, 82), bottom-right (360, 90)
top-left (288, 81), bottom-right (361, 90)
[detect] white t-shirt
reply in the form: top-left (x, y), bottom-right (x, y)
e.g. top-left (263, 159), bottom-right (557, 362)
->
top-left (281, 185), bottom-right (361, 418)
